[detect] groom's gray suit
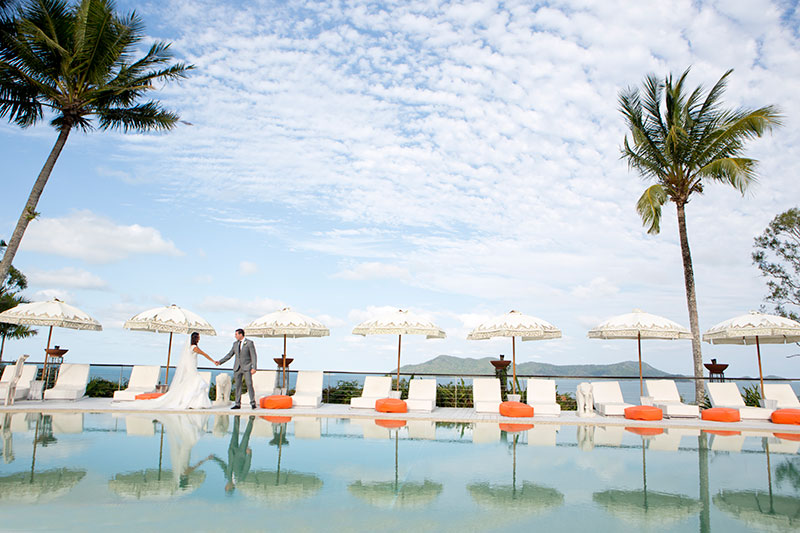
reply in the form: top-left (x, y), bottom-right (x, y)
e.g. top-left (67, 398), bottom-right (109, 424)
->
top-left (219, 338), bottom-right (258, 407)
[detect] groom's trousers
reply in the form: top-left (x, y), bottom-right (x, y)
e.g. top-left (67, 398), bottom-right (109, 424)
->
top-left (233, 368), bottom-right (256, 407)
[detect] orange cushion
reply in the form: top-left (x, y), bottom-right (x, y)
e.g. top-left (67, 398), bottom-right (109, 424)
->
top-left (773, 432), bottom-right (800, 441)
top-left (499, 423), bottom-right (534, 432)
top-left (701, 407), bottom-right (740, 422)
top-left (772, 408), bottom-right (800, 425)
top-left (499, 401), bottom-right (534, 418)
top-left (624, 405), bottom-right (663, 421)
top-left (625, 427), bottom-right (664, 436)
top-left (703, 430), bottom-right (741, 436)
top-left (260, 395), bottom-right (292, 409)
top-left (135, 392), bottom-right (164, 400)
top-left (261, 415), bottom-right (292, 423)
top-left (375, 398), bottom-right (408, 413)
top-left (375, 419), bottom-right (407, 429)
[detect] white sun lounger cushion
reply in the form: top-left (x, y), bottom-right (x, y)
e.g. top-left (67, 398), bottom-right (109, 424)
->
top-left (293, 371), bottom-right (323, 408)
top-left (763, 384), bottom-right (800, 409)
top-left (645, 379), bottom-right (699, 418)
top-left (473, 378), bottom-right (502, 413)
top-left (350, 376), bottom-right (391, 409)
top-left (43, 364), bottom-right (90, 401)
top-left (113, 365), bottom-right (161, 401)
top-left (706, 382), bottom-right (773, 420)
top-left (526, 379), bottom-right (561, 417)
top-left (406, 379), bottom-right (436, 412)
top-left (591, 381), bottom-right (633, 416)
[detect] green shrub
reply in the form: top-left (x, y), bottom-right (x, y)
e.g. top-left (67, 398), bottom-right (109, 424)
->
top-left (742, 384), bottom-right (762, 407)
top-left (86, 378), bottom-right (120, 398)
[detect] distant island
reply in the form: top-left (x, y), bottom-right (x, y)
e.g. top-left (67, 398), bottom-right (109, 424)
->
top-left (396, 355), bottom-right (679, 377)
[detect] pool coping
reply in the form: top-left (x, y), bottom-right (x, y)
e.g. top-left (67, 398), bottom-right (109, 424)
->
top-left (2, 398), bottom-right (798, 435)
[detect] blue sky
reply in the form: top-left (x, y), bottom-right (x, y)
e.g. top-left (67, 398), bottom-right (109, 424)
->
top-left (2, 0), bottom-right (800, 377)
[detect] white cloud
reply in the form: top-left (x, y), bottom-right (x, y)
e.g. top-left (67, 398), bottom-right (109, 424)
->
top-left (32, 288), bottom-right (73, 302)
top-left (198, 296), bottom-right (285, 318)
top-left (27, 267), bottom-right (108, 290)
top-left (21, 210), bottom-right (183, 263)
top-left (192, 274), bottom-right (214, 284)
top-left (571, 277), bottom-right (620, 299)
top-left (239, 261), bottom-right (259, 275)
top-left (332, 262), bottom-right (409, 280)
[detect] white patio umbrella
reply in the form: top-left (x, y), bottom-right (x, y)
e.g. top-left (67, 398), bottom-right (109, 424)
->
top-left (702, 311), bottom-right (800, 398)
top-left (588, 309), bottom-right (692, 396)
top-left (123, 304), bottom-right (216, 384)
top-left (467, 310), bottom-right (561, 395)
top-left (0, 298), bottom-right (102, 384)
top-left (244, 307), bottom-right (330, 389)
top-left (352, 309), bottom-right (446, 392)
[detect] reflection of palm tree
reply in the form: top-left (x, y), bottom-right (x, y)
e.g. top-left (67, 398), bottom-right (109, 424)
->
top-left (775, 458), bottom-right (800, 492)
top-left (211, 415), bottom-right (254, 494)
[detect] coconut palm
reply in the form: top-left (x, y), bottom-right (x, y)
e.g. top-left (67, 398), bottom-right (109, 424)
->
top-left (619, 68), bottom-right (781, 403)
top-left (0, 0), bottom-right (193, 282)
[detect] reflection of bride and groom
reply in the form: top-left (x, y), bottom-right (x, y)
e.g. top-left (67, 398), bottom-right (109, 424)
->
top-left (141, 328), bottom-right (259, 410)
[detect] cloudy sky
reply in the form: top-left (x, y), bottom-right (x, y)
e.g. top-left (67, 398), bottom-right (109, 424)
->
top-left (2, 0), bottom-right (799, 377)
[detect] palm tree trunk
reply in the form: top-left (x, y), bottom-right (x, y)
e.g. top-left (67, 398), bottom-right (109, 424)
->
top-left (0, 333), bottom-right (5, 362)
top-left (0, 127), bottom-right (71, 282)
top-left (675, 201), bottom-right (705, 404)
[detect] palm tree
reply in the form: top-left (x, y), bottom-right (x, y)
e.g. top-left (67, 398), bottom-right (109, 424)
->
top-left (619, 68), bottom-right (781, 403)
top-left (0, 0), bottom-right (192, 282)
top-left (0, 240), bottom-right (36, 361)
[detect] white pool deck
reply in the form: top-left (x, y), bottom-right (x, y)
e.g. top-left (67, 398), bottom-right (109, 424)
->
top-left (2, 397), bottom-right (798, 435)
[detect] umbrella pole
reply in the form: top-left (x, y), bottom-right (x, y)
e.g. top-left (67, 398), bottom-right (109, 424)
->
top-left (165, 333), bottom-right (173, 385)
top-left (157, 425), bottom-right (165, 481)
top-left (756, 335), bottom-right (765, 400)
top-left (283, 334), bottom-right (287, 390)
top-left (766, 440), bottom-right (774, 513)
top-left (394, 429), bottom-right (399, 491)
top-left (397, 335), bottom-right (402, 392)
top-left (512, 336), bottom-right (517, 395)
top-left (638, 331), bottom-right (643, 397)
top-left (41, 326), bottom-right (54, 393)
top-left (642, 442), bottom-right (648, 510)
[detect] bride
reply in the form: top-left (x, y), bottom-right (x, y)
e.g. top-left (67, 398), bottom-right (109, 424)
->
top-left (139, 332), bottom-right (215, 409)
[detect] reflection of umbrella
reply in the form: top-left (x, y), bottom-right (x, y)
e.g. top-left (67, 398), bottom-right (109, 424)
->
top-left (588, 309), bottom-right (691, 395)
top-left (0, 468), bottom-right (86, 502)
top-left (593, 428), bottom-right (700, 525)
top-left (468, 310), bottom-right (561, 394)
top-left (239, 470), bottom-right (323, 504)
top-left (108, 468), bottom-right (205, 500)
top-left (714, 439), bottom-right (800, 531)
top-left (244, 307), bottom-right (329, 390)
top-left (0, 298), bottom-right (102, 389)
top-left (124, 304), bottom-right (216, 384)
top-left (353, 309), bottom-right (445, 392)
top-left (703, 311), bottom-right (800, 398)
top-left (468, 425), bottom-right (564, 513)
top-left (349, 420), bottom-right (442, 508)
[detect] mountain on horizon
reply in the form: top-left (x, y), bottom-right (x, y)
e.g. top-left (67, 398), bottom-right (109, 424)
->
top-left (396, 354), bottom-right (678, 377)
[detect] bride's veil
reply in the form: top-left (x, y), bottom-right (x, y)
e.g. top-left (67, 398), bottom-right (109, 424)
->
top-left (169, 338), bottom-right (195, 388)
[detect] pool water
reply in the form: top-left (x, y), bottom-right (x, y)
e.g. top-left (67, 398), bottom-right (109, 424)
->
top-left (0, 412), bottom-right (798, 532)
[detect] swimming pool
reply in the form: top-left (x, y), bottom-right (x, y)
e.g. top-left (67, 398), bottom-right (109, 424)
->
top-left (0, 412), bottom-right (797, 532)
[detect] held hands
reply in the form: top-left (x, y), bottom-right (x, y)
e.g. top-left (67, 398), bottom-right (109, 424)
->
top-left (250, 368), bottom-right (256, 375)
top-left (214, 360), bottom-right (220, 366)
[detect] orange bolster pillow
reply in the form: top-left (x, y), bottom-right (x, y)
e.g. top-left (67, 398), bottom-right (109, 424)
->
top-left (624, 405), bottom-right (663, 421)
top-left (135, 392), bottom-right (164, 400)
top-left (375, 398), bottom-right (408, 413)
top-left (260, 395), bottom-right (293, 409)
top-left (499, 401), bottom-right (534, 418)
top-left (375, 419), bottom-right (407, 428)
top-left (772, 408), bottom-right (800, 425)
top-left (701, 407), bottom-right (740, 423)
top-left (500, 423), bottom-right (534, 432)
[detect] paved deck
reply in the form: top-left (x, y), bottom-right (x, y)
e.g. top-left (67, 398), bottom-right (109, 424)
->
top-left (2, 398), bottom-right (798, 434)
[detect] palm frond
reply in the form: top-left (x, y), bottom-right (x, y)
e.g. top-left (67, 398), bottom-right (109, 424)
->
top-left (696, 157), bottom-right (757, 193)
top-left (96, 100), bottom-right (179, 132)
top-left (636, 184), bottom-right (668, 234)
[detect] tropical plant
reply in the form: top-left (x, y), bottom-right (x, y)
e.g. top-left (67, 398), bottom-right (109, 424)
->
top-left (741, 383), bottom-right (761, 407)
top-left (0, 240), bottom-right (36, 361)
top-left (753, 207), bottom-right (800, 321)
top-left (619, 68), bottom-right (781, 403)
top-left (0, 0), bottom-right (193, 282)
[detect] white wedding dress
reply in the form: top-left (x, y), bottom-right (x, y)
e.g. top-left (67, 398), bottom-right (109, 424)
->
top-left (137, 340), bottom-right (211, 409)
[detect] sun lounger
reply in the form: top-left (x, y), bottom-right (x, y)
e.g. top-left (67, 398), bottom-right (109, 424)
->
top-left (525, 378), bottom-right (561, 417)
top-left (353, 418), bottom-right (389, 439)
top-left (251, 418), bottom-right (274, 439)
top-left (350, 376), bottom-right (391, 409)
top-left (706, 382), bottom-right (773, 420)
top-left (768, 435), bottom-right (800, 454)
top-left (292, 371), bottom-right (323, 408)
top-left (591, 381), bottom-right (633, 416)
top-left (473, 378), bottom-right (502, 413)
top-left (0, 362), bottom-right (36, 404)
top-left (43, 364), bottom-right (90, 401)
top-left (406, 379), bottom-right (436, 412)
top-left (593, 425), bottom-right (625, 447)
top-left (645, 379), bottom-right (700, 418)
top-left (51, 413), bottom-right (84, 434)
top-left (294, 417), bottom-right (321, 439)
top-left (763, 384), bottom-right (800, 409)
top-left (528, 425), bottom-right (560, 447)
top-left (407, 420), bottom-right (436, 440)
top-left (472, 422), bottom-right (500, 443)
top-left (112, 365), bottom-right (160, 402)
top-left (251, 370), bottom-right (278, 399)
top-left (648, 428), bottom-right (700, 452)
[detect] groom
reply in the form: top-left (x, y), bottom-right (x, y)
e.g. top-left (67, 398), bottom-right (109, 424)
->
top-left (216, 328), bottom-right (258, 410)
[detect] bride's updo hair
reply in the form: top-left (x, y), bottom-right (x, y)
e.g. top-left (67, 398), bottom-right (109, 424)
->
top-left (190, 332), bottom-right (200, 346)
